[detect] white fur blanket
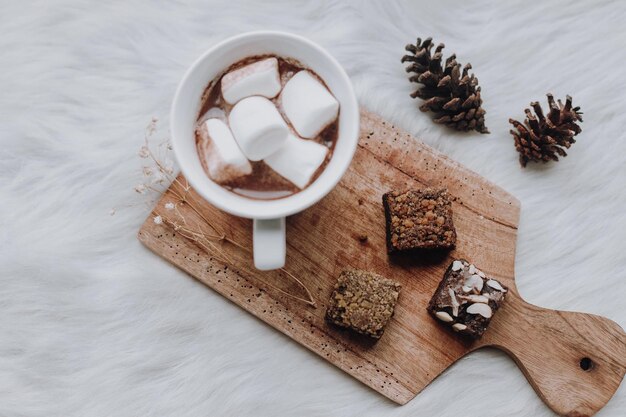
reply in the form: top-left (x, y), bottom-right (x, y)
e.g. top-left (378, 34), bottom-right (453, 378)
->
top-left (0, 1), bottom-right (624, 416)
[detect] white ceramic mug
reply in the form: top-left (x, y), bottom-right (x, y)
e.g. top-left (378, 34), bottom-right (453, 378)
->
top-left (170, 31), bottom-right (359, 270)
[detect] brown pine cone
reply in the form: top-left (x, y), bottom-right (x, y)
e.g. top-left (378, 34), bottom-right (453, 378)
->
top-left (509, 94), bottom-right (583, 167)
top-left (401, 37), bottom-right (489, 134)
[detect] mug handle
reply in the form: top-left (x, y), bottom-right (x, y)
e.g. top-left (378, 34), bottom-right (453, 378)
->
top-left (253, 218), bottom-right (286, 270)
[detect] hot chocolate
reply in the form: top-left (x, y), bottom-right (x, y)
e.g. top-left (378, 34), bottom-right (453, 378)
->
top-left (195, 55), bottom-right (340, 200)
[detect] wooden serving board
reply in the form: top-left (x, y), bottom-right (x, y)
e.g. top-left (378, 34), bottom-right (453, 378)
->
top-left (138, 110), bottom-right (625, 416)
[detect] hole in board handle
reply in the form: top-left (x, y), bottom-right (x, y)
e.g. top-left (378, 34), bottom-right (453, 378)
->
top-left (579, 357), bottom-right (594, 371)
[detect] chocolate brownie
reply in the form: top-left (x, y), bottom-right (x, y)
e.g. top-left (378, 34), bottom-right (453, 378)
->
top-left (427, 259), bottom-right (507, 339)
top-left (383, 188), bottom-right (456, 254)
top-left (326, 270), bottom-right (401, 339)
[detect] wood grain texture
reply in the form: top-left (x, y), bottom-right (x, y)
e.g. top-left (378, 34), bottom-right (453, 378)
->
top-left (138, 109), bottom-right (625, 416)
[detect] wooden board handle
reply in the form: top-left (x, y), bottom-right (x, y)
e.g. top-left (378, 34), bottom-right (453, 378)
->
top-left (483, 294), bottom-right (626, 416)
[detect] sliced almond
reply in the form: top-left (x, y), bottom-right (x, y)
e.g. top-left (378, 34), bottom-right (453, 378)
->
top-left (452, 323), bottom-right (467, 332)
top-left (486, 279), bottom-right (506, 292)
top-left (448, 288), bottom-right (460, 316)
top-left (466, 303), bottom-right (492, 318)
top-left (468, 264), bottom-right (476, 274)
top-left (451, 260), bottom-right (464, 271)
top-left (465, 294), bottom-right (489, 304)
top-left (477, 270), bottom-right (486, 278)
top-left (465, 274), bottom-right (484, 293)
top-left (435, 311), bottom-right (454, 323)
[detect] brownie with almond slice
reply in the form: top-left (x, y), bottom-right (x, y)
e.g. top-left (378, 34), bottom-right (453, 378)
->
top-left (427, 259), bottom-right (508, 339)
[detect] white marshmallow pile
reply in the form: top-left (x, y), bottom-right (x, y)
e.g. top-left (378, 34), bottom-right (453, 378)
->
top-left (203, 62), bottom-right (339, 190)
top-left (221, 57), bottom-right (282, 105)
top-left (202, 118), bottom-right (252, 184)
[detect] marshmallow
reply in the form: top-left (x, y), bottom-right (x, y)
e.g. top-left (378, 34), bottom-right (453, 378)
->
top-left (202, 106), bottom-right (226, 121)
top-left (280, 71), bottom-right (339, 139)
top-left (203, 118), bottom-right (252, 184)
top-left (264, 134), bottom-right (329, 189)
top-left (229, 96), bottom-right (289, 161)
top-left (221, 58), bottom-right (282, 105)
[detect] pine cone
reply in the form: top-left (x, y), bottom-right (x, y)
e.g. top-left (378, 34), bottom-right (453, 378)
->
top-left (401, 37), bottom-right (489, 134)
top-left (509, 94), bottom-right (583, 167)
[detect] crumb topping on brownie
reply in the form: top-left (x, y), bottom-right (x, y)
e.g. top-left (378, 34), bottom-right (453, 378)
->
top-left (383, 188), bottom-right (456, 253)
top-left (326, 270), bottom-right (401, 339)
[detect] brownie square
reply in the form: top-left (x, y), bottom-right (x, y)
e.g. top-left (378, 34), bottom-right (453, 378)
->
top-left (383, 188), bottom-right (456, 254)
top-left (427, 259), bottom-right (508, 339)
top-left (326, 270), bottom-right (401, 339)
